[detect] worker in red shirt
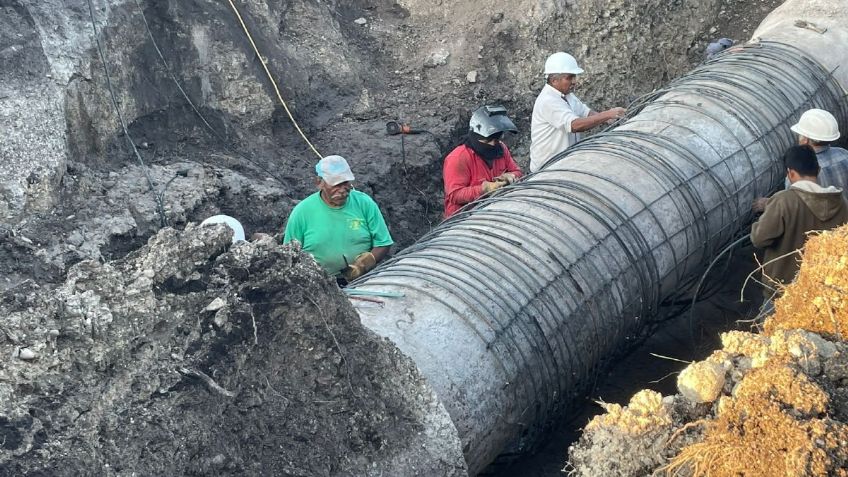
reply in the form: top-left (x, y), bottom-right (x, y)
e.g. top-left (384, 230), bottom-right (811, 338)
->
top-left (443, 105), bottom-right (523, 218)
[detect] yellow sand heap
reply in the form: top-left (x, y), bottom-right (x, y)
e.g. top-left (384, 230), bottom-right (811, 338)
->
top-left (659, 225), bottom-right (848, 476)
top-left (661, 364), bottom-right (848, 476)
top-left (569, 225), bottom-right (848, 477)
top-left (766, 226), bottom-right (848, 338)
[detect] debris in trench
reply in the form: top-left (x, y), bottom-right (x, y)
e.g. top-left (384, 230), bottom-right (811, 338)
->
top-left (566, 390), bottom-right (705, 477)
top-left (0, 225), bottom-right (465, 476)
top-left (567, 225), bottom-right (848, 477)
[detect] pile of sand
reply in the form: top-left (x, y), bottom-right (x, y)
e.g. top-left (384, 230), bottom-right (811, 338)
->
top-left (568, 225), bottom-right (848, 477)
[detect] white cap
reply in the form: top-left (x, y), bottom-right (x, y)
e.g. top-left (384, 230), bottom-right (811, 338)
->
top-left (200, 215), bottom-right (246, 243)
top-left (790, 109), bottom-right (840, 142)
top-left (544, 52), bottom-right (584, 76)
top-left (315, 155), bottom-right (355, 186)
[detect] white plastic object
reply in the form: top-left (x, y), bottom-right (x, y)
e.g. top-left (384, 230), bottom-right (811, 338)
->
top-left (791, 108), bottom-right (841, 142)
top-left (200, 215), bottom-right (246, 243)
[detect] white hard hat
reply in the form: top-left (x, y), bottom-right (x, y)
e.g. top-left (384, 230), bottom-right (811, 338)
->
top-left (790, 109), bottom-right (840, 142)
top-left (200, 215), bottom-right (246, 243)
top-left (544, 52), bottom-right (584, 76)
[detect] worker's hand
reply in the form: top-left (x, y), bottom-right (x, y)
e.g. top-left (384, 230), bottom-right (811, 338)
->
top-left (481, 180), bottom-right (507, 194)
top-left (342, 252), bottom-right (377, 281)
top-left (605, 107), bottom-right (627, 123)
top-left (752, 197), bottom-right (770, 213)
top-left (494, 172), bottom-right (518, 185)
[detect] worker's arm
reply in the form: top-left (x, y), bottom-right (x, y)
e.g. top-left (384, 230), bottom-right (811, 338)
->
top-left (282, 207), bottom-right (304, 244)
top-left (503, 146), bottom-right (523, 178)
top-left (570, 107), bottom-right (626, 132)
top-left (371, 245), bottom-right (390, 263)
top-left (444, 149), bottom-right (485, 206)
top-left (750, 194), bottom-right (786, 248)
top-left (363, 195), bottom-right (394, 256)
top-left (341, 198), bottom-right (394, 282)
top-left (752, 197), bottom-right (770, 213)
top-left (493, 147), bottom-right (523, 184)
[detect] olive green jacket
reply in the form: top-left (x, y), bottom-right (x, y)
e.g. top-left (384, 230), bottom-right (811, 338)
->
top-left (751, 180), bottom-right (848, 293)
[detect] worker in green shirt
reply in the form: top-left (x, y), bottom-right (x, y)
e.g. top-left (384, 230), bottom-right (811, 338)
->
top-left (283, 155), bottom-right (394, 283)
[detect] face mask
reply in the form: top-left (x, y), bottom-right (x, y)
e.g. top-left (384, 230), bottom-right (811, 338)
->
top-left (466, 132), bottom-right (504, 164)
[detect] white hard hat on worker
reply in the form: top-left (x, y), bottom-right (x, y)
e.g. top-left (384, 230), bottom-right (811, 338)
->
top-left (544, 52), bottom-right (584, 76)
top-left (791, 109), bottom-right (840, 142)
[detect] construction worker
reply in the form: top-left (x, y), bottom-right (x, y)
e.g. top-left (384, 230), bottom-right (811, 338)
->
top-left (791, 109), bottom-right (848, 199)
top-left (751, 145), bottom-right (848, 304)
top-left (753, 108), bottom-right (848, 212)
top-left (443, 105), bottom-right (522, 218)
top-left (283, 155), bottom-right (393, 283)
top-left (529, 52), bottom-right (627, 172)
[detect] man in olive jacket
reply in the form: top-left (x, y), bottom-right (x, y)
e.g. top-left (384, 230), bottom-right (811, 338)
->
top-left (751, 145), bottom-right (848, 298)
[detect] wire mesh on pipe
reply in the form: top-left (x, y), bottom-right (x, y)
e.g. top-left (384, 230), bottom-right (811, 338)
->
top-left (350, 40), bottom-right (847, 471)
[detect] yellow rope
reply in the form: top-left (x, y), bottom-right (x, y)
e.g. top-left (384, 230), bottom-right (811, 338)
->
top-left (226, 0), bottom-right (322, 159)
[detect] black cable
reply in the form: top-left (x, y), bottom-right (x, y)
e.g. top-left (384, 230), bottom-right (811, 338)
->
top-left (685, 233), bottom-right (751, 357)
top-left (398, 133), bottom-right (433, 229)
top-left (131, 0), bottom-right (299, 194)
top-left (86, 0), bottom-right (167, 228)
top-left (422, 130), bottom-right (445, 152)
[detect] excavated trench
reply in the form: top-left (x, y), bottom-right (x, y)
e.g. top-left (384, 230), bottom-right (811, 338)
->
top-left (0, 0), bottom-right (792, 475)
top-left (489, 248), bottom-right (762, 476)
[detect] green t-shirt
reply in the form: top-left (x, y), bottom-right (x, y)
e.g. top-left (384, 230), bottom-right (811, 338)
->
top-left (283, 190), bottom-right (394, 275)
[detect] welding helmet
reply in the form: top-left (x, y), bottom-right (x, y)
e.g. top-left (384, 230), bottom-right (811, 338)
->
top-left (469, 105), bottom-right (518, 138)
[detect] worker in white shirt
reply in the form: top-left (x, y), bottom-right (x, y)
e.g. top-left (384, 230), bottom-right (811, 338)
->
top-left (529, 52), bottom-right (627, 172)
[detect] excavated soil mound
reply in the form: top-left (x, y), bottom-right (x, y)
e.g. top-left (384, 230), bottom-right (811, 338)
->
top-left (0, 225), bottom-right (465, 476)
top-left (766, 226), bottom-right (848, 339)
top-left (567, 224), bottom-right (848, 477)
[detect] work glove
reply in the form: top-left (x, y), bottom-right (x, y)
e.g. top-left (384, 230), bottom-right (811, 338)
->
top-left (342, 251), bottom-right (377, 281)
top-left (481, 180), bottom-right (507, 194)
top-left (494, 172), bottom-right (518, 185)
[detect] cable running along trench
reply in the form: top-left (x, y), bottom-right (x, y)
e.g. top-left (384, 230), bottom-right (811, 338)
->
top-left (86, 0), bottom-right (167, 228)
top-left (226, 0), bottom-right (322, 159)
top-left (131, 0), bottom-right (296, 191)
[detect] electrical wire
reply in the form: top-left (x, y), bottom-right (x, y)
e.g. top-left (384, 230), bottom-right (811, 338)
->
top-left (226, 0), bottom-right (322, 159)
top-left (85, 0), bottom-right (167, 228)
top-left (685, 233), bottom-right (752, 356)
top-left (399, 134), bottom-right (434, 229)
top-left (131, 0), bottom-right (298, 191)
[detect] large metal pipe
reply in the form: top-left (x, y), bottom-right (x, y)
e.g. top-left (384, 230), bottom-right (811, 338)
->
top-left (351, 1), bottom-right (848, 472)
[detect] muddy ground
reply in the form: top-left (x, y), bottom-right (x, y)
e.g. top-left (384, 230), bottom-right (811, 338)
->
top-left (0, 0), bottom-right (786, 474)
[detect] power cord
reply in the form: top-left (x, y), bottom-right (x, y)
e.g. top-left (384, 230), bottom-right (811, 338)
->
top-left (86, 0), bottom-right (167, 228)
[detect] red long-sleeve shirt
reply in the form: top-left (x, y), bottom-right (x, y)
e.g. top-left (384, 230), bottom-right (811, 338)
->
top-left (443, 143), bottom-right (522, 218)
